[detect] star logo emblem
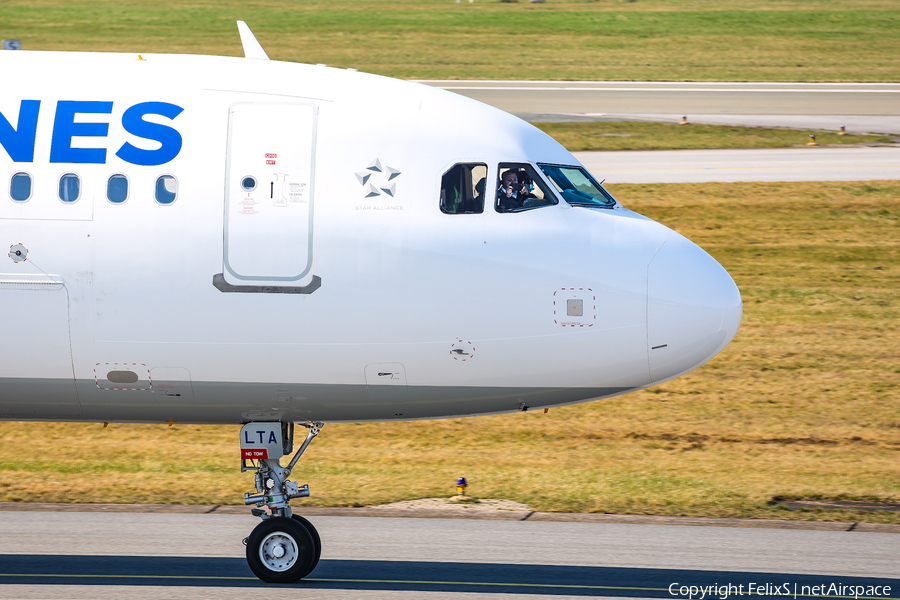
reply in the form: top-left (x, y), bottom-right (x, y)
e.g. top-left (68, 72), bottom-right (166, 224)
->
top-left (355, 158), bottom-right (401, 198)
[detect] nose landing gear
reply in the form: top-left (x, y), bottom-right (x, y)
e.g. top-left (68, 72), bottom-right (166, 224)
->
top-left (240, 421), bottom-right (324, 583)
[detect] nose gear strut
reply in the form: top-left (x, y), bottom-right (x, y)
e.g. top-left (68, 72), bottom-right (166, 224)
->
top-left (240, 421), bottom-right (324, 582)
top-left (242, 422), bottom-right (322, 518)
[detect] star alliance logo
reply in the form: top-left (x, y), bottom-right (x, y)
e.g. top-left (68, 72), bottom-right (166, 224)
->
top-left (356, 158), bottom-right (401, 198)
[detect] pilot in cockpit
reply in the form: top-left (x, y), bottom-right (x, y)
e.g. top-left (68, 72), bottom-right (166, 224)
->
top-left (498, 169), bottom-right (523, 211)
top-left (498, 169), bottom-right (539, 212)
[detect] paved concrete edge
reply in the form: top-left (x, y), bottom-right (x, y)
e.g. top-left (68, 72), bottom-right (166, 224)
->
top-left (0, 502), bottom-right (897, 533)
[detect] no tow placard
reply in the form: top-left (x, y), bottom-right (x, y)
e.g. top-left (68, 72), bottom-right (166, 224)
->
top-left (240, 422), bottom-right (284, 460)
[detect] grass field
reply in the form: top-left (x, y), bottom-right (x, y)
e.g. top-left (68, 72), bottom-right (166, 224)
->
top-left (533, 121), bottom-right (898, 151)
top-left (3, 0), bottom-right (900, 81)
top-left (1, 180), bottom-right (897, 522)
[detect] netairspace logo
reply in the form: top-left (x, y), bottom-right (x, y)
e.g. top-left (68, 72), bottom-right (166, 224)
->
top-left (668, 583), bottom-right (894, 600)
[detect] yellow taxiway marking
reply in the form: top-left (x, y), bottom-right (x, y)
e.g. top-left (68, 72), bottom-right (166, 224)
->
top-left (0, 573), bottom-right (655, 590)
top-left (0, 574), bottom-right (897, 598)
top-left (0, 573), bottom-right (256, 581)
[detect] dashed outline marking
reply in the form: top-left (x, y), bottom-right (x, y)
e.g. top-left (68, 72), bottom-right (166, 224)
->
top-left (553, 287), bottom-right (596, 328)
top-left (94, 362), bottom-right (152, 391)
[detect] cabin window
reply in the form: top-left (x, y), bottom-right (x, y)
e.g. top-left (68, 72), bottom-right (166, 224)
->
top-left (538, 164), bottom-right (616, 208)
top-left (440, 163), bottom-right (487, 214)
top-left (58, 173), bottom-right (81, 203)
top-left (107, 174), bottom-right (129, 203)
top-left (495, 163), bottom-right (557, 213)
top-left (155, 175), bottom-right (178, 205)
top-left (10, 172), bottom-right (32, 202)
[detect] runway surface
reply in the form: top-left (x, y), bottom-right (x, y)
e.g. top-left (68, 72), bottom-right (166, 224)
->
top-left (0, 511), bottom-right (897, 599)
top-left (574, 147), bottom-right (900, 184)
top-left (417, 81), bottom-right (900, 134)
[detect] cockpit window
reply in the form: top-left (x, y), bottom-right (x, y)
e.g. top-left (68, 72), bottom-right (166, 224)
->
top-left (538, 164), bottom-right (616, 208)
top-left (495, 163), bottom-right (558, 213)
top-left (440, 163), bottom-right (487, 214)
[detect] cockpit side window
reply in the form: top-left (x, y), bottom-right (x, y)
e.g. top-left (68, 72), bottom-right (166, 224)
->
top-left (440, 163), bottom-right (487, 214)
top-left (495, 163), bottom-right (558, 213)
top-left (538, 164), bottom-right (616, 208)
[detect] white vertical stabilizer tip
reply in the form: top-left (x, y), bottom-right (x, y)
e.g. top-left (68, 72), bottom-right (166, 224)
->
top-left (237, 20), bottom-right (270, 60)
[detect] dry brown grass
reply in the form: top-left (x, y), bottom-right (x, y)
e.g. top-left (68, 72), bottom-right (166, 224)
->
top-left (1, 181), bottom-right (898, 522)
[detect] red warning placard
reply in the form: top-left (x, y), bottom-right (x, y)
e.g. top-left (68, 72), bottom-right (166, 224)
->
top-left (241, 448), bottom-right (269, 459)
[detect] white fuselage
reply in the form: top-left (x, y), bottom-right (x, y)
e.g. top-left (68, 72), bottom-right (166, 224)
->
top-left (0, 51), bottom-right (742, 424)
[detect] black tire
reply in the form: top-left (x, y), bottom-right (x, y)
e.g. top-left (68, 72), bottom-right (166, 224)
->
top-left (246, 517), bottom-right (316, 583)
top-left (291, 514), bottom-right (322, 573)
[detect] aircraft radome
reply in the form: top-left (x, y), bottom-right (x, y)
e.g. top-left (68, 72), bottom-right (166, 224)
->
top-left (0, 21), bottom-right (742, 582)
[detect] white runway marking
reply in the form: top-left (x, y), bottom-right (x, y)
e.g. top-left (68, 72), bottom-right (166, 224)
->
top-left (413, 81), bottom-right (900, 131)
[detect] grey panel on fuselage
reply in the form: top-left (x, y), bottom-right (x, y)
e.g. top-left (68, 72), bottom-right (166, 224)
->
top-left (32, 379), bottom-right (631, 424)
top-left (0, 378), bottom-right (83, 419)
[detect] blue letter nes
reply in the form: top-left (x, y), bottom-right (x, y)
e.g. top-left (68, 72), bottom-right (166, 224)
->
top-left (0, 100), bottom-right (184, 166)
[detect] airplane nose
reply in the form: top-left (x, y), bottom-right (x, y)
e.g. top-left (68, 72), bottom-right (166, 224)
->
top-left (647, 233), bottom-right (742, 382)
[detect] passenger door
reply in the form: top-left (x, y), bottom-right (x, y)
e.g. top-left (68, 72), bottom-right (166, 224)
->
top-left (222, 102), bottom-right (317, 288)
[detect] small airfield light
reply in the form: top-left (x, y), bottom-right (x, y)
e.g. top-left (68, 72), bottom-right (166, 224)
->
top-left (680, 115), bottom-right (688, 125)
top-left (839, 125), bottom-right (846, 135)
top-left (807, 134), bottom-right (817, 146)
top-left (456, 477), bottom-right (467, 496)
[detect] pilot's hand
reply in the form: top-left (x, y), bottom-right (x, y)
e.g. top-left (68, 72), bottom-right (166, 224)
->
top-left (505, 184), bottom-right (514, 197)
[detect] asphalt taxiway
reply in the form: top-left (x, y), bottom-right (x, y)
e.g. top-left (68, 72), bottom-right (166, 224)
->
top-left (418, 81), bottom-right (900, 134)
top-left (0, 511), bottom-right (897, 599)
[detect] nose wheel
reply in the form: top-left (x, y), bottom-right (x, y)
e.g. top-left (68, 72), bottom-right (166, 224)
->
top-left (246, 517), bottom-right (318, 583)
